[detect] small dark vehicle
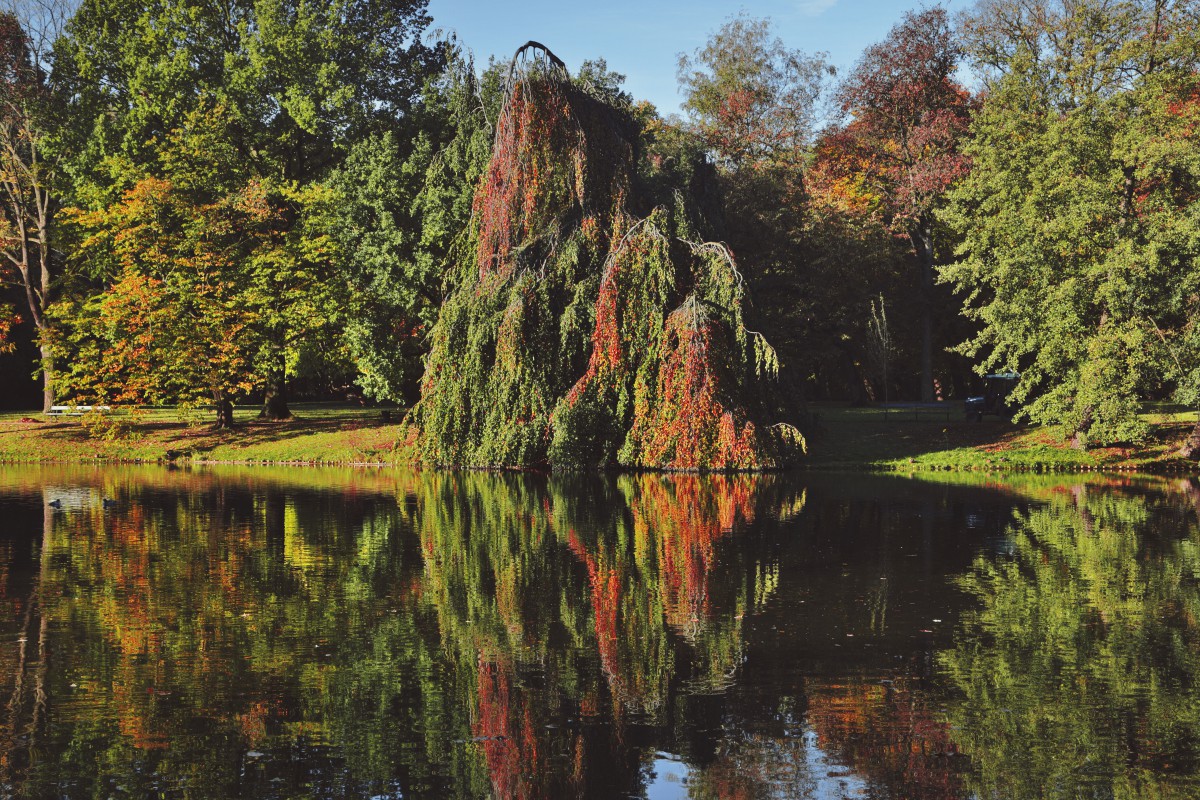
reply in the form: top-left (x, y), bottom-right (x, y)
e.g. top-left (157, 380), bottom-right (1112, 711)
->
top-left (965, 372), bottom-right (1019, 421)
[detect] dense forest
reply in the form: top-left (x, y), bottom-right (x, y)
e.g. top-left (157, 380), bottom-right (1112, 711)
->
top-left (0, 0), bottom-right (1198, 465)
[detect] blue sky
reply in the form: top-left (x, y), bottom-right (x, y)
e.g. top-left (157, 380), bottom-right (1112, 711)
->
top-left (425, 0), bottom-right (969, 115)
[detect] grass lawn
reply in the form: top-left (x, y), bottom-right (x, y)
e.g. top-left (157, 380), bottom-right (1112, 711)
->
top-left (804, 401), bottom-right (1199, 473)
top-left (0, 400), bottom-right (1196, 472)
top-left (0, 403), bottom-right (409, 465)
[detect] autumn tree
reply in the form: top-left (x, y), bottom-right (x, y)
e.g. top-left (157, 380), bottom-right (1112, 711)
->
top-left (55, 104), bottom-right (344, 427)
top-left (943, 0), bottom-right (1200, 447)
top-left (412, 46), bottom-right (801, 469)
top-left (52, 0), bottom-right (438, 418)
top-left (837, 6), bottom-right (973, 402)
top-left (677, 14), bottom-right (829, 172)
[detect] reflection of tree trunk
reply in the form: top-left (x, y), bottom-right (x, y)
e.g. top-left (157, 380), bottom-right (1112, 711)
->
top-left (2, 503), bottom-right (49, 792)
top-left (31, 614), bottom-right (47, 740)
top-left (32, 501), bottom-right (49, 745)
top-left (1180, 478), bottom-right (1200, 526)
top-left (1071, 484), bottom-right (1095, 535)
top-left (264, 489), bottom-right (286, 558)
top-left (2, 582), bottom-right (35, 790)
top-left (260, 369), bottom-right (291, 421)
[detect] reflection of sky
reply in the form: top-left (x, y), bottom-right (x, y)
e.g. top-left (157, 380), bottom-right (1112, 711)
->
top-left (646, 754), bottom-right (690, 800)
top-left (646, 729), bottom-right (870, 799)
top-left (803, 729), bottom-right (870, 799)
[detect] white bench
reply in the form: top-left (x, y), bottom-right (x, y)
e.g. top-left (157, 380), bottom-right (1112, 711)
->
top-left (45, 405), bottom-right (112, 417)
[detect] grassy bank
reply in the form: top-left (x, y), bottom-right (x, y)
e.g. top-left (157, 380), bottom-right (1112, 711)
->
top-left (0, 401), bottom-right (1197, 472)
top-left (804, 402), bottom-right (1199, 473)
top-left (0, 404), bottom-right (409, 466)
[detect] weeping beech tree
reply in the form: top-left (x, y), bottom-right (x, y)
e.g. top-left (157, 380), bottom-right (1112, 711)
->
top-left (411, 44), bottom-right (803, 470)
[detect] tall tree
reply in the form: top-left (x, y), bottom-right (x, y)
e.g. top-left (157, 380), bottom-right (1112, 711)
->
top-left (0, 2), bottom-right (68, 412)
top-left (677, 14), bottom-right (830, 173)
top-left (943, 0), bottom-right (1200, 447)
top-left (676, 16), bottom-right (835, 403)
top-left (837, 6), bottom-right (972, 402)
top-left (328, 43), bottom-right (496, 405)
top-left (412, 47), bottom-right (800, 470)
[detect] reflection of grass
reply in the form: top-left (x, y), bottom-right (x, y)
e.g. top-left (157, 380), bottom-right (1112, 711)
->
top-left (0, 403), bottom-right (409, 465)
top-left (807, 403), bottom-right (1199, 473)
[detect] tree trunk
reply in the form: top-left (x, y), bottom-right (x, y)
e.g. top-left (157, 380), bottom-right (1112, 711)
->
top-left (1072, 405), bottom-right (1094, 450)
top-left (839, 346), bottom-right (869, 406)
top-left (1180, 418), bottom-right (1200, 460)
top-left (214, 394), bottom-right (234, 429)
top-left (913, 224), bottom-right (936, 403)
top-left (260, 371), bottom-right (291, 420)
top-left (38, 341), bottom-right (53, 413)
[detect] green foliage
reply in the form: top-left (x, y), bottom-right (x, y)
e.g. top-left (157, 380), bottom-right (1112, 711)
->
top-left (48, 0), bottom-right (438, 415)
top-left (51, 102), bottom-right (348, 421)
top-left (329, 47), bottom-right (495, 403)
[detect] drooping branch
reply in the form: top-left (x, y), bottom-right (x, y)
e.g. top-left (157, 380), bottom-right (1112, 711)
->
top-left (506, 41), bottom-right (568, 88)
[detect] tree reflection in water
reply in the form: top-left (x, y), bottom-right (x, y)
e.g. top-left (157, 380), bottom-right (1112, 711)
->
top-left (942, 477), bottom-right (1200, 799)
top-left (1, 466), bottom-right (1199, 799)
top-left (0, 467), bottom-right (793, 799)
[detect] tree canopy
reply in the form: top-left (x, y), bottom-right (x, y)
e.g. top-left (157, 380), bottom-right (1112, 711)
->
top-left (942, 0), bottom-right (1200, 446)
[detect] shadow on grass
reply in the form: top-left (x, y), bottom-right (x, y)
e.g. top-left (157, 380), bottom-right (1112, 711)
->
top-left (807, 404), bottom-right (1198, 469)
top-left (804, 404), bottom-right (1033, 466)
top-left (164, 415), bottom-right (401, 453)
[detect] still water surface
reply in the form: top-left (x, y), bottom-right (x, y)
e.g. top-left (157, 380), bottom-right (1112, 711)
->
top-left (0, 465), bottom-right (1198, 799)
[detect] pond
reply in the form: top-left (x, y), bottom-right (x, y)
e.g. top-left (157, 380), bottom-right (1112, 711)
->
top-left (0, 464), bottom-right (1198, 799)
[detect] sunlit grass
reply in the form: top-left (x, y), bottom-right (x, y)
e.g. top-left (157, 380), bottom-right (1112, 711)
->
top-left (0, 402), bottom-right (409, 465)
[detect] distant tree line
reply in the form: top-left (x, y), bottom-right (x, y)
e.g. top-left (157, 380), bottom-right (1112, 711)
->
top-left (0, 0), bottom-right (1196, 452)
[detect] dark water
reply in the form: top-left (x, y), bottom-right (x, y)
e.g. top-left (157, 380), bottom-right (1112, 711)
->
top-left (1, 465), bottom-right (1199, 799)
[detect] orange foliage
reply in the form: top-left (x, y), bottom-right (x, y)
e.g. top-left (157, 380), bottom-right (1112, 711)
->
top-left (805, 677), bottom-right (963, 798)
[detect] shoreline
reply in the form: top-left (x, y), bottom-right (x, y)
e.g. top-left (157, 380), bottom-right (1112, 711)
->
top-left (1, 403), bottom-right (1197, 476)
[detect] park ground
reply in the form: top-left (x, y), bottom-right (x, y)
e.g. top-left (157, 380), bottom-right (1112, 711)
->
top-left (0, 401), bottom-right (1196, 473)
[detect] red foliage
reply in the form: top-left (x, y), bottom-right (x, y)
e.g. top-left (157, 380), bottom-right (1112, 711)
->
top-left (474, 79), bottom-right (630, 283)
top-left (633, 476), bottom-right (755, 630)
top-left (630, 310), bottom-right (761, 470)
top-left (566, 529), bottom-right (628, 706)
top-left (836, 7), bottom-right (973, 226)
top-left (474, 654), bottom-right (544, 800)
